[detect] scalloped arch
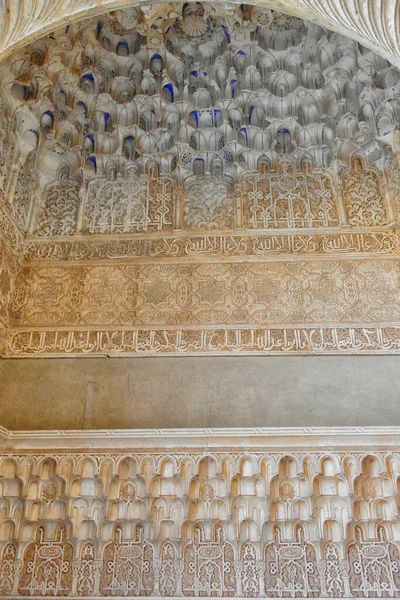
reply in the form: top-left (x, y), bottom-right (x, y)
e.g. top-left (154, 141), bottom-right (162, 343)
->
top-left (0, 0), bottom-right (399, 67)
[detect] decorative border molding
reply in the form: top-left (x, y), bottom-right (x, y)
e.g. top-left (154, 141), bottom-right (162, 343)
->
top-left (23, 230), bottom-right (400, 263)
top-left (3, 325), bottom-right (400, 357)
top-left (2, 424), bottom-right (400, 452)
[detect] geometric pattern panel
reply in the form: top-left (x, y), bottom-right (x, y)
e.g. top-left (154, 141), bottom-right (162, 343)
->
top-left (10, 260), bottom-right (400, 328)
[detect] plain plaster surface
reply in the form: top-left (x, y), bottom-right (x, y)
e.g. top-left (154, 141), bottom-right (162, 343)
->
top-left (0, 356), bottom-right (399, 430)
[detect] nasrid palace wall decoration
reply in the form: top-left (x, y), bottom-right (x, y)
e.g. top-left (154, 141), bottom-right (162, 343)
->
top-left (0, 1), bottom-right (399, 356)
top-left (1, 3), bottom-right (400, 599)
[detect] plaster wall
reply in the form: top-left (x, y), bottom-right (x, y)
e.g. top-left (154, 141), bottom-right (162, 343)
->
top-left (0, 356), bottom-right (398, 430)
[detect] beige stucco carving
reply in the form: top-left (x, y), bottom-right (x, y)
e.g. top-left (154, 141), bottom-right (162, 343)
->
top-left (1, 426), bottom-right (400, 597)
top-left (0, 2), bottom-right (399, 356)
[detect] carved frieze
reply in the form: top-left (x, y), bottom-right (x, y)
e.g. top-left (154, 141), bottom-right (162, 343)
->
top-left (348, 529), bottom-right (400, 597)
top-left (83, 169), bottom-right (174, 234)
top-left (23, 231), bottom-right (400, 262)
top-left (1, 433), bottom-right (400, 597)
top-left (184, 162), bottom-right (235, 230)
top-left (2, 326), bottom-right (400, 357)
top-left (0, 543), bottom-right (16, 596)
top-left (36, 180), bottom-right (81, 237)
top-left (9, 260), bottom-right (400, 328)
top-left (18, 526), bottom-right (73, 596)
top-left (100, 527), bottom-right (154, 596)
top-left (0, 205), bottom-right (23, 328)
top-left (182, 527), bottom-right (236, 596)
top-left (342, 160), bottom-right (389, 227)
top-left (264, 531), bottom-right (321, 597)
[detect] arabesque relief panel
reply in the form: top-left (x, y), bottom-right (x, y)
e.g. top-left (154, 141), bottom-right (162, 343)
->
top-left (1, 257), bottom-right (399, 356)
top-left (9, 260), bottom-right (400, 329)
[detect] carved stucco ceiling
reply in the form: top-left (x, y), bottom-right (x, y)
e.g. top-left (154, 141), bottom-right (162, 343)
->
top-left (0, 0), bottom-right (399, 69)
top-left (1, 2), bottom-right (399, 238)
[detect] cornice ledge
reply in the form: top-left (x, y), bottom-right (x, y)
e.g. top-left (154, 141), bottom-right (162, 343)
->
top-left (1, 425), bottom-right (400, 452)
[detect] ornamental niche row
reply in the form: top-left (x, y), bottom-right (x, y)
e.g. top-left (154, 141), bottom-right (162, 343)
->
top-left (0, 452), bottom-right (400, 596)
top-left (0, 2), bottom-right (399, 237)
top-left (3, 151), bottom-right (397, 236)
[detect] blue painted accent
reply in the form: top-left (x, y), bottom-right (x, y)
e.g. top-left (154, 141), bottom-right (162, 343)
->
top-left (193, 157), bottom-right (205, 168)
top-left (213, 109), bottom-right (221, 126)
top-left (240, 127), bottom-right (249, 146)
top-left (88, 156), bottom-right (97, 170)
top-left (189, 111), bottom-right (199, 127)
top-left (221, 24), bottom-right (230, 43)
top-left (230, 79), bottom-right (237, 98)
top-left (116, 41), bottom-right (129, 55)
top-left (278, 128), bottom-right (290, 134)
top-left (77, 101), bottom-right (87, 115)
top-left (164, 83), bottom-right (174, 102)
